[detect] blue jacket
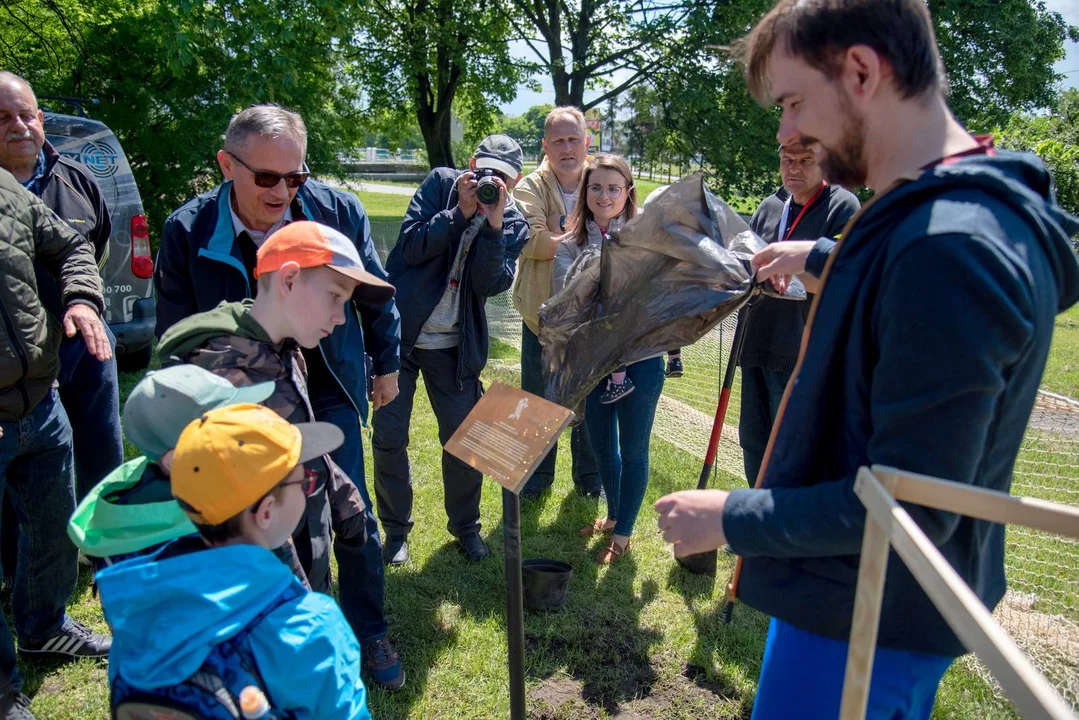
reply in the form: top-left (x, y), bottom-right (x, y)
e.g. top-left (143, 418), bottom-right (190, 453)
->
top-left (386, 168), bottom-right (529, 385)
top-left (97, 541), bottom-right (371, 719)
top-left (724, 151), bottom-right (1079, 657)
top-left (153, 180), bottom-right (401, 422)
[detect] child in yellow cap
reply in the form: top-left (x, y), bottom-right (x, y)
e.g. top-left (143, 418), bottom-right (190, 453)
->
top-left (98, 404), bottom-right (372, 720)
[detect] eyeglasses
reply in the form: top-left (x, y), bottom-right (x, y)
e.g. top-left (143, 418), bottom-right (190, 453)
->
top-left (279, 466), bottom-right (321, 497)
top-left (226, 151), bottom-right (309, 189)
top-left (586, 184), bottom-right (627, 198)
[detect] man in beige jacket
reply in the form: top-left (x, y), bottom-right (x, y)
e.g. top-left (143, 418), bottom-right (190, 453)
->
top-left (512, 106), bottom-right (600, 498)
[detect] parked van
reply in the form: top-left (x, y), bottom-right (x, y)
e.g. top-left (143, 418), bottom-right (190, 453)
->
top-left (43, 111), bottom-right (156, 369)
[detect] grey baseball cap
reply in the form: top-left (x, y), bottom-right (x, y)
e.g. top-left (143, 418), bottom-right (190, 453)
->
top-left (475, 134), bottom-right (524, 178)
top-left (123, 365), bottom-right (276, 462)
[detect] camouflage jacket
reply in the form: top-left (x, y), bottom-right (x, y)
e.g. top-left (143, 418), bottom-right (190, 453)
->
top-left (159, 311), bottom-right (366, 541)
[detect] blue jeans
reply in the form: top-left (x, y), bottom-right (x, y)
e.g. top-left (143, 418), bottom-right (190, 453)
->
top-left (738, 366), bottom-right (791, 486)
top-left (752, 619), bottom-right (952, 719)
top-left (1, 328), bottom-right (123, 582)
top-left (315, 403), bottom-right (387, 643)
top-left (584, 357), bottom-right (665, 537)
top-left (519, 323), bottom-right (601, 495)
top-left (0, 390), bottom-right (79, 694)
top-left (372, 347), bottom-right (484, 538)
top-left (57, 325), bottom-right (123, 500)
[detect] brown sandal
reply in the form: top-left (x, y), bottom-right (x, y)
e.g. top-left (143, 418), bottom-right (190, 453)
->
top-left (578, 519), bottom-right (615, 538)
top-left (595, 538), bottom-right (631, 565)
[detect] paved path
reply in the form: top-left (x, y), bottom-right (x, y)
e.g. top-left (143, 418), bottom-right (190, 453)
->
top-left (324, 178), bottom-right (418, 196)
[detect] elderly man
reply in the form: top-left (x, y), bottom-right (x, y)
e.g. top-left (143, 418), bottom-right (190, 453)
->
top-left (656, 0), bottom-right (1079, 717)
top-left (153, 104), bottom-right (405, 691)
top-left (1, 168), bottom-right (114, 719)
top-left (512, 106), bottom-right (601, 499)
top-left (374, 135), bottom-right (529, 564)
top-left (0, 72), bottom-right (122, 503)
top-left (737, 142), bottom-right (858, 486)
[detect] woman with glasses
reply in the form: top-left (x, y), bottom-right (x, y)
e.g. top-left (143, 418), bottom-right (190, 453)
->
top-left (550, 154), bottom-right (665, 564)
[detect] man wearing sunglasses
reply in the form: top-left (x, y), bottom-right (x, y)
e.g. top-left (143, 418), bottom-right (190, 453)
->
top-left (153, 104), bottom-right (405, 691)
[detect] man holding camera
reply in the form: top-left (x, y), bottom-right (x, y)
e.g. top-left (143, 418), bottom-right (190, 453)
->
top-left (374, 135), bottom-right (529, 563)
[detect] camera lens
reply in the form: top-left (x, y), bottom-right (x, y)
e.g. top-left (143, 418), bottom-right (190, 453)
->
top-left (476, 176), bottom-right (500, 205)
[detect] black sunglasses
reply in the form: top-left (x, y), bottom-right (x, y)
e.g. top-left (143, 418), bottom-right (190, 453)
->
top-left (279, 466), bottom-right (320, 497)
top-left (227, 151), bottom-right (309, 189)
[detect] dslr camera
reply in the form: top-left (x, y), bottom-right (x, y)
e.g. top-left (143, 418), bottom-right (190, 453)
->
top-left (473, 168), bottom-right (503, 205)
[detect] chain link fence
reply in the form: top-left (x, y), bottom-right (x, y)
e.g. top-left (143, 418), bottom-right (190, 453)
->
top-left (368, 219), bottom-right (1079, 711)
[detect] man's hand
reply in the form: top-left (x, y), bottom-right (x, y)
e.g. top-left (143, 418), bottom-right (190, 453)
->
top-left (63, 304), bottom-right (112, 362)
top-left (751, 240), bottom-right (816, 295)
top-left (371, 373), bottom-right (399, 411)
top-left (655, 489), bottom-right (730, 557)
top-left (482, 177), bottom-right (509, 231)
top-left (457, 171), bottom-right (479, 219)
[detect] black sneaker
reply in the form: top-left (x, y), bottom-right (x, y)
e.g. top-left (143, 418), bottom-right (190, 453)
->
top-left (383, 536), bottom-right (409, 567)
top-left (457, 532), bottom-right (490, 562)
top-left (0, 691), bottom-right (33, 720)
top-left (362, 635), bottom-right (406, 691)
top-left (665, 356), bottom-right (684, 378)
top-left (599, 377), bottom-right (635, 405)
top-left (19, 618), bottom-right (111, 659)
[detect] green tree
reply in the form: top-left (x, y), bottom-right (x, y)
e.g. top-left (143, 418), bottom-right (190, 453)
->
top-left (496, 103), bottom-right (552, 157)
top-left (507, 0), bottom-right (690, 110)
top-left (997, 88), bottom-right (1079, 217)
top-left (350, 0), bottom-right (521, 168)
top-left (932, 0), bottom-right (1078, 131)
top-left (1, 0), bottom-right (366, 232)
top-left (644, 0), bottom-right (1077, 202)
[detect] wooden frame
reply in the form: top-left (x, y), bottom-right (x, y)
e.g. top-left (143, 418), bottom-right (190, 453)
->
top-left (840, 465), bottom-right (1079, 720)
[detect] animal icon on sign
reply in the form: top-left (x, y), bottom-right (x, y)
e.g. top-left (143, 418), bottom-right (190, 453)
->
top-left (509, 398), bottom-right (529, 421)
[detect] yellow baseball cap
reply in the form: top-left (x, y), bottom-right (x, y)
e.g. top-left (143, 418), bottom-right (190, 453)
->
top-left (171, 404), bottom-right (343, 525)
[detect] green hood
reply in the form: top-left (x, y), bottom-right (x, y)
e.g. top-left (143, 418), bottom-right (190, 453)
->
top-left (157, 300), bottom-right (272, 361)
top-left (68, 457), bottom-right (196, 558)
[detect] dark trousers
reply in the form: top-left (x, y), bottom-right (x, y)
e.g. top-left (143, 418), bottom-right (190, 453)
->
top-left (317, 403), bottom-right (388, 643)
top-left (0, 390), bottom-right (79, 695)
top-left (2, 328), bottom-right (122, 581)
top-left (372, 346), bottom-right (483, 539)
top-left (518, 323), bottom-right (601, 495)
top-left (59, 325), bottom-right (123, 500)
top-left (738, 365), bottom-right (792, 486)
top-left (584, 357), bottom-right (665, 537)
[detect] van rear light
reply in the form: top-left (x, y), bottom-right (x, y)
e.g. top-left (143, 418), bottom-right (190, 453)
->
top-left (130, 214), bottom-right (153, 279)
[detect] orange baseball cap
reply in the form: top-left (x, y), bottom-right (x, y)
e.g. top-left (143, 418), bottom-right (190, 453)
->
top-left (255, 221), bottom-right (395, 306)
top-left (171, 403), bottom-right (344, 525)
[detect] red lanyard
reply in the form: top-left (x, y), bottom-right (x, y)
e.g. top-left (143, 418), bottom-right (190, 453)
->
top-left (783, 182), bottom-right (827, 241)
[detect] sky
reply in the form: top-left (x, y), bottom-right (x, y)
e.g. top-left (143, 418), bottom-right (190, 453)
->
top-left (499, 0), bottom-right (1079, 117)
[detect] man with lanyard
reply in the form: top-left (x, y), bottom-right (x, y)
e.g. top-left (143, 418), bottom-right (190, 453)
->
top-left (0, 72), bottom-right (122, 506)
top-left (656, 0), bottom-right (1079, 716)
top-left (153, 104), bottom-right (406, 691)
top-left (737, 142), bottom-right (858, 486)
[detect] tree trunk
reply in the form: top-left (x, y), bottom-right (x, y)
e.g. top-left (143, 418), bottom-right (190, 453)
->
top-left (418, 111), bottom-right (454, 168)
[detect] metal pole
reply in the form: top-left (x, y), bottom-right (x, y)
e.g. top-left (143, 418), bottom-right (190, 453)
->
top-left (503, 488), bottom-right (526, 719)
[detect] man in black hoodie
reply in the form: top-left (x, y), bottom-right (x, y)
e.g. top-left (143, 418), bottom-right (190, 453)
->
top-left (656, 1), bottom-right (1079, 717)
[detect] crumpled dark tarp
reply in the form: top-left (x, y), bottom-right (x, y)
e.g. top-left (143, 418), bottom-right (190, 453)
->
top-left (538, 173), bottom-right (804, 415)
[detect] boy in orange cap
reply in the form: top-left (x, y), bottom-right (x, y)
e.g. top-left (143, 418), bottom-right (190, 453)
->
top-left (157, 220), bottom-right (406, 689)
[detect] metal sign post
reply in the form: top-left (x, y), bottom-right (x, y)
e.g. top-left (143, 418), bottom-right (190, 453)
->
top-left (503, 488), bottom-right (526, 719)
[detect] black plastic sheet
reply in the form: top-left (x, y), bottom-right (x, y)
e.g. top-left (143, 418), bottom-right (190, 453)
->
top-left (538, 173), bottom-right (804, 415)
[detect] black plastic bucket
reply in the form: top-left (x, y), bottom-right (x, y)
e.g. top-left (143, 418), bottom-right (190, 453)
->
top-left (522, 559), bottom-right (573, 611)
